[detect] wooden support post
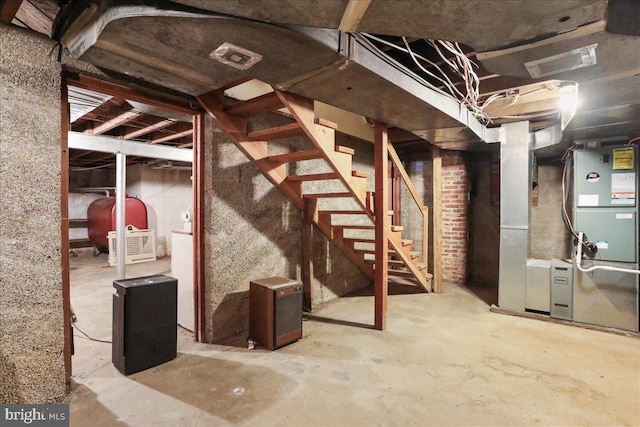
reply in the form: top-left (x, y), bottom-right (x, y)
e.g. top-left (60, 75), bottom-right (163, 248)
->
top-left (302, 198), bottom-right (316, 312)
top-left (61, 77), bottom-right (72, 388)
top-left (374, 122), bottom-right (389, 330)
top-left (193, 113), bottom-right (205, 342)
top-left (421, 205), bottom-right (429, 276)
top-left (391, 162), bottom-right (401, 225)
top-left (432, 147), bottom-right (443, 293)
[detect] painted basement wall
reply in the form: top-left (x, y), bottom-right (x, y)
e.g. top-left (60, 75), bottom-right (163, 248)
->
top-left (202, 113), bottom-right (372, 342)
top-left (127, 164), bottom-right (193, 257)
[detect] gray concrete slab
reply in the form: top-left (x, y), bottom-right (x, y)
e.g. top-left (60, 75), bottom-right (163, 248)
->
top-left (68, 253), bottom-right (639, 426)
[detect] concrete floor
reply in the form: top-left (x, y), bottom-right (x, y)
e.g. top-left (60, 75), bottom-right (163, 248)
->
top-left (68, 253), bottom-right (640, 426)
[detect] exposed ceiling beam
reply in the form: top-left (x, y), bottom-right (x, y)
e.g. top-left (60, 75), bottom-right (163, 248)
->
top-left (338, 0), bottom-right (371, 33)
top-left (65, 72), bottom-right (201, 116)
top-left (69, 132), bottom-right (193, 162)
top-left (14, 0), bottom-right (51, 36)
top-left (149, 128), bottom-right (193, 144)
top-left (73, 97), bottom-right (128, 126)
top-left (122, 118), bottom-right (176, 140)
top-left (85, 109), bottom-right (141, 135)
top-left (0, 0), bottom-right (22, 24)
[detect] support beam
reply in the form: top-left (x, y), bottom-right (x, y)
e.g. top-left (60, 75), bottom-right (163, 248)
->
top-left (68, 132), bottom-right (193, 162)
top-left (338, 0), bottom-right (371, 32)
top-left (123, 118), bottom-right (175, 140)
top-left (149, 128), bottom-right (193, 144)
top-left (86, 109), bottom-right (141, 135)
top-left (374, 121), bottom-right (389, 330)
top-left (432, 147), bottom-right (443, 293)
top-left (193, 113), bottom-right (205, 342)
top-left (421, 205), bottom-right (429, 281)
top-left (115, 153), bottom-right (126, 280)
top-left (60, 76), bottom-right (72, 388)
top-left (65, 72), bottom-right (199, 116)
top-left (302, 198), bottom-right (316, 312)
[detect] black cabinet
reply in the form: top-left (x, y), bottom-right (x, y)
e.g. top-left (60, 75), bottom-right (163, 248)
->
top-left (112, 275), bottom-right (177, 375)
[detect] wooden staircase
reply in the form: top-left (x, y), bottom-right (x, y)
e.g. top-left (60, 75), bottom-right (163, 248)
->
top-left (198, 83), bottom-right (432, 321)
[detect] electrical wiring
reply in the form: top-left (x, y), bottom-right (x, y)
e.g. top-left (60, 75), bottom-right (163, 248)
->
top-left (560, 146), bottom-right (594, 255)
top-left (360, 33), bottom-right (489, 117)
top-left (359, 33), bottom-right (570, 125)
top-left (358, 33), bottom-right (463, 100)
top-left (627, 136), bottom-right (640, 145)
top-left (401, 37), bottom-right (466, 101)
top-left (73, 323), bottom-right (112, 344)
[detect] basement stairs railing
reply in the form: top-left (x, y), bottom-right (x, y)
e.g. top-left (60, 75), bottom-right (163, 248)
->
top-left (198, 82), bottom-right (432, 330)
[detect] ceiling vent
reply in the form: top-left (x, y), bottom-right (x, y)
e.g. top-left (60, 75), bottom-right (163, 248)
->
top-left (210, 42), bottom-right (263, 70)
top-left (525, 44), bottom-right (598, 78)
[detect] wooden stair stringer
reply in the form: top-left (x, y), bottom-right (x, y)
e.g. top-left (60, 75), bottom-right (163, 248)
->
top-left (200, 84), bottom-right (428, 291)
top-left (275, 89), bottom-right (369, 209)
top-left (388, 237), bottom-right (430, 291)
top-left (313, 213), bottom-right (374, 279)
top-left (198, 89), bottom-right (303, 210)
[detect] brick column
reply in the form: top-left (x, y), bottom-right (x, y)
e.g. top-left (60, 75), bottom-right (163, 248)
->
top-left (441, 151), bottom-right (468, 283)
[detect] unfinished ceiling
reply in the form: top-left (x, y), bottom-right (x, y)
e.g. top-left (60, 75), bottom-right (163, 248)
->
top-left (7, 0), bottom-right (640, 153)
top-left (67, 86), bottom-right (193, 169)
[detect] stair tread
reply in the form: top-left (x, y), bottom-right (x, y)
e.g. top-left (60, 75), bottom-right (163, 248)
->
top-left (248, 122), bottom-right (304, 141)
top-left (391, 225), bottom-right (403, 232)
top-left (332, 225), bottom-right (375, 230)
top-left (388, 268), bottom-right (427, 276)
top-left (314, 117), bottom-right (338, 129)
top-left (365, 259), bottom-right (427, 269)
top-left (287, 173), bottom-right (338, 182)
top-left (352, 170), bottom-right (369, 178)
top-left (401, 239), bottom-right (413, 245)
top-left (356, 249), bottom-right (419, 257)
top-left (266, 149), bottom-right (323, 164)
top-left (318, 210), bottom-right (368, 215)
top-left (303, 192), bottom-right (352, 198)
top-left (224, 92), bottom-right (284, 117)
top-left (335, 145), bottom-right (355, 155)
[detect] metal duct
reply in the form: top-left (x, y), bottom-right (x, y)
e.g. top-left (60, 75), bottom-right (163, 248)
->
top-left (498, 121), bottom-right (532, 311)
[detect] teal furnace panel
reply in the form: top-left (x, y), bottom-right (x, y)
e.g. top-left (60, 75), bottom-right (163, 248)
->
top-left (574, 145), bottom-right (638, 263)
top-left (574, 145), bottom-right (638, 209)
top-left (574, 209), bottom-right (637, 262)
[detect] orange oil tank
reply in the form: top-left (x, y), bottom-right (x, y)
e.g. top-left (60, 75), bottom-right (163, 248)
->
top-left (87, 196), bottom-right (148, 252)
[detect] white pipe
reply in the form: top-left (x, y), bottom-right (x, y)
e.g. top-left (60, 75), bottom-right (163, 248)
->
top-left (116, 153), bottom-right (127, 280)
top-left (576, 232), bottom-right (640, 275)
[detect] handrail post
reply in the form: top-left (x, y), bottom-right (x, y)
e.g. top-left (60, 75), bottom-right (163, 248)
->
top-left (421, 205), bottom-right (428, 273)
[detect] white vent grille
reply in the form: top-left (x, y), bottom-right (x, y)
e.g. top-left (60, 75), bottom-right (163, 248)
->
top-left (210, 42), bottom-right (263, 70)
top-left (525, 44), bottom-right (598, 78)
